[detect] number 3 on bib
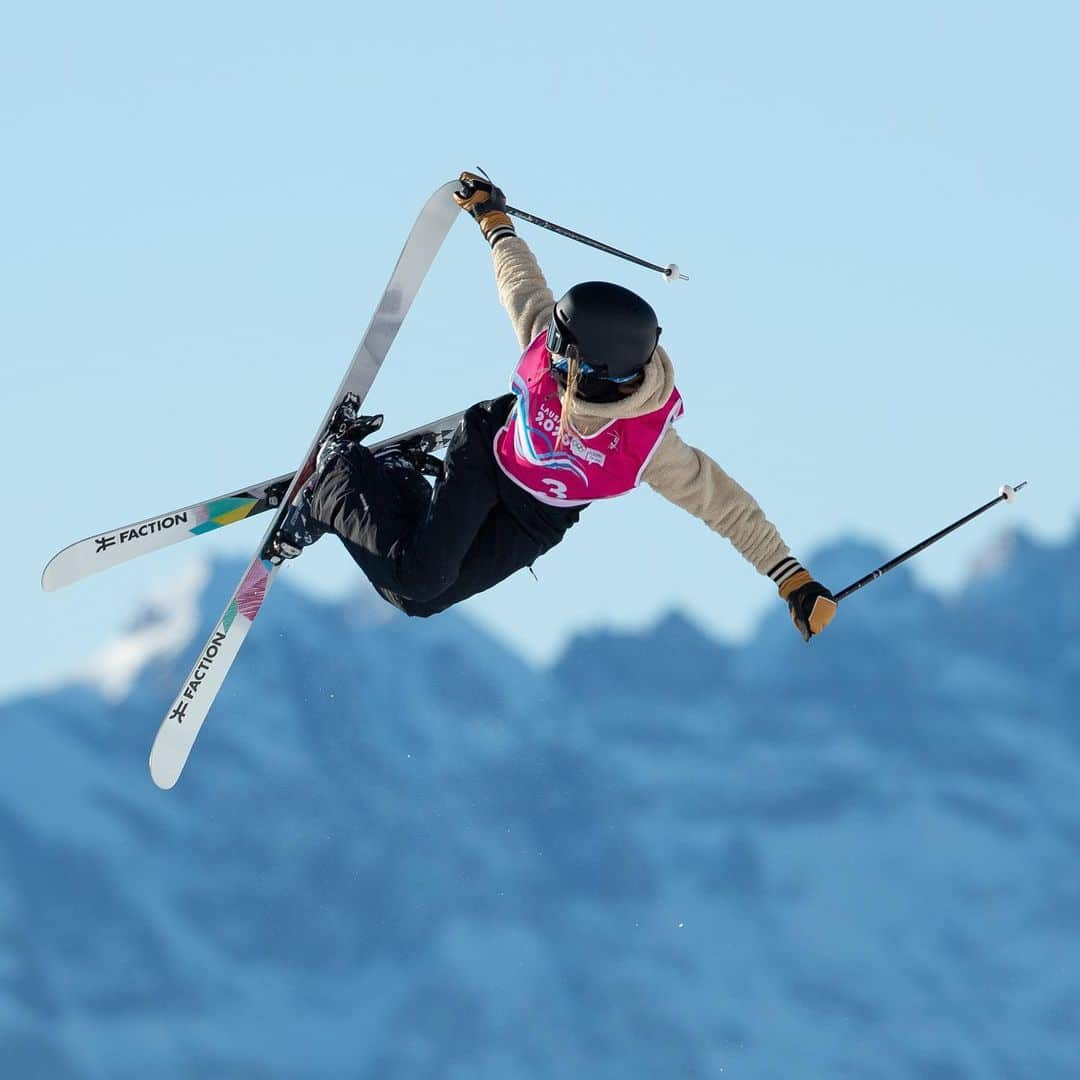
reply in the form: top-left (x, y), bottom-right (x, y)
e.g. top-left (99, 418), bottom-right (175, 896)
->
top-left (542, 478), bottom-right (569, 500)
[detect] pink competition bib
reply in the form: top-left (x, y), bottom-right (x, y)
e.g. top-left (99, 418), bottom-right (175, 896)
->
top-left (494, 333), bottom-right (683, 507)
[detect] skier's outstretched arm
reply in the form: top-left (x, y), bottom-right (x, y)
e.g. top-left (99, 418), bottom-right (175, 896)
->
top-left (454, 171), bottom-right (555, 350)
top-left (642, 429), bottom-right (837, 640)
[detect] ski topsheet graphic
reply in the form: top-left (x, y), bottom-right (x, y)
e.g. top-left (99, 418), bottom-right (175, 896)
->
top-left (40, 412), bottom-right (464, 591)
top-left (148, 182), bottom-right (460, 789)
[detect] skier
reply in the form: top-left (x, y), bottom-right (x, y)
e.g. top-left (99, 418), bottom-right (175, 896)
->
top-left (275, 171), bottom-right (837, 642)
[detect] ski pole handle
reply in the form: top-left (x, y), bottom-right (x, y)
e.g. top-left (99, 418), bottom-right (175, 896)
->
top-left (834, 482), bottom-right (1027, 603)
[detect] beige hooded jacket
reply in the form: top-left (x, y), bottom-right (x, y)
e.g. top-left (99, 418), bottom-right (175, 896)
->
top-left (491, 235), bottom-right (805, 591)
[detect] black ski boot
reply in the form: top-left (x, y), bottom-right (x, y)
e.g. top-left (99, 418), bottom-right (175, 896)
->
top-left (374, 431), bottom-right (445, 479)
top-left (316, 403), bottom-right (384, 474)
top-left (269, 487), bottom-right (323, 562)
top-left (267, 401), bottom-right (384, 563)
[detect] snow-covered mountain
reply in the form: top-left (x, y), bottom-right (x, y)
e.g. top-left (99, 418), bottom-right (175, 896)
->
top-left (2, 530), bottom-right (1078, 1079)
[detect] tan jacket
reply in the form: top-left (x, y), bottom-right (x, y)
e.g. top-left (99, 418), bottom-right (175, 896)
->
top-left (491, 236), bottom-right (803, 589)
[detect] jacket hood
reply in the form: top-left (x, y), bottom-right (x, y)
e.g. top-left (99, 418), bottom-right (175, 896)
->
top-left (562, 345), bottom-right (676, 434)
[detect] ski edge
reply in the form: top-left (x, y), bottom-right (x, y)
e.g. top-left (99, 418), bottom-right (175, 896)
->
top-left (149, 557), bottom-right (279, 789)
top-left (41, 411), bottom-right (466, 593)
top-left (40, 474), bottom-right (292, 593)
top-left (147, 181), bottom-right (461, 789)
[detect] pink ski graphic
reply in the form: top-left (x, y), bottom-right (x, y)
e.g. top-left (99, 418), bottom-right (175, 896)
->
top-left (235, 560), bottom-right (271, 622)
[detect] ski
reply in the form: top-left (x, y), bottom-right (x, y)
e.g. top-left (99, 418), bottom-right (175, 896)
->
top-left (148, 181), bottom-right (460, 790)
top-left (40, 412), bottom-right (464, 592)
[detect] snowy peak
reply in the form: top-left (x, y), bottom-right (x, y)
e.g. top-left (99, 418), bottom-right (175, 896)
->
top-left (70, 553), bottom-right (541, 715)
top-left (77, 560), bottom-right (213, 701)
top-left (67, 521), bottom-right (1065, 712)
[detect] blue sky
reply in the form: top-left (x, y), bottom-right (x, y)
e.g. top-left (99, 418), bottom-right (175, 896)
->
top-left (2, 2), bottom-right (1076, 698)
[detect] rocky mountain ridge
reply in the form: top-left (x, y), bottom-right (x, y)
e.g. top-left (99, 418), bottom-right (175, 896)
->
top-left (1, 526), bottom-right (1077, 1078)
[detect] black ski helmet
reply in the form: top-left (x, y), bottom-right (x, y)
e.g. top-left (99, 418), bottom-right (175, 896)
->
top-left (546, 282), bottom-right (661, 380)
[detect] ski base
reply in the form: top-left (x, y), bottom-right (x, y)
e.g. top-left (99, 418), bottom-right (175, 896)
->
top-left (41, 412), bottom-right (464, 592)
top-left (148, 181), bottom-right (461, 788)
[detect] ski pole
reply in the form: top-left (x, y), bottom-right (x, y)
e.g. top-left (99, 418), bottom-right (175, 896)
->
top-left (462, 169), bottom-right (688, 282)
top-left (504, 204), bottom-right (689, 283)
top-left (834, 482), bottom-right (1027, 603)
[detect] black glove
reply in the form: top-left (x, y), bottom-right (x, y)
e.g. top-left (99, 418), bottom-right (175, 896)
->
top-left (779, 571), bottom-right (837, 642)
top-left (453, 170), bottom-right (516, 248)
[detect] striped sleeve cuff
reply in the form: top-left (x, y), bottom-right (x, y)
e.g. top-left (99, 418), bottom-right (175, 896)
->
top-left (480, 211), bottom-right (516, 248)
top-left (768, 557), bottom-right (809, 596)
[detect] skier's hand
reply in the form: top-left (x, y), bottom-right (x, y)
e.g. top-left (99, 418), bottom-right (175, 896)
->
top-left (779, 572), bottom-right (837, 642)
top-left (454, 171), bottom-right (506, 217)
top-left (454, 170), bottom-right (516, 248)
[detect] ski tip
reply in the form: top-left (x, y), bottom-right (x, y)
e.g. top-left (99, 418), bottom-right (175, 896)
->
top-left (41, 554), bottom-right (68, 592)
top-left (149, 733), bottom-right (187, 790)
top-left (149, 753), bottom-right (181, 790)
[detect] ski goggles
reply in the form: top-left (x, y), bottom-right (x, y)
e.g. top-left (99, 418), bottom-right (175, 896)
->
top-left (549, 354), bottom-right (642, 384)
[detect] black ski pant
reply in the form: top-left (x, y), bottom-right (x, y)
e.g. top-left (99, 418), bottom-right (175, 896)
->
top-left (309, 395), bottom-right (583, 617)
